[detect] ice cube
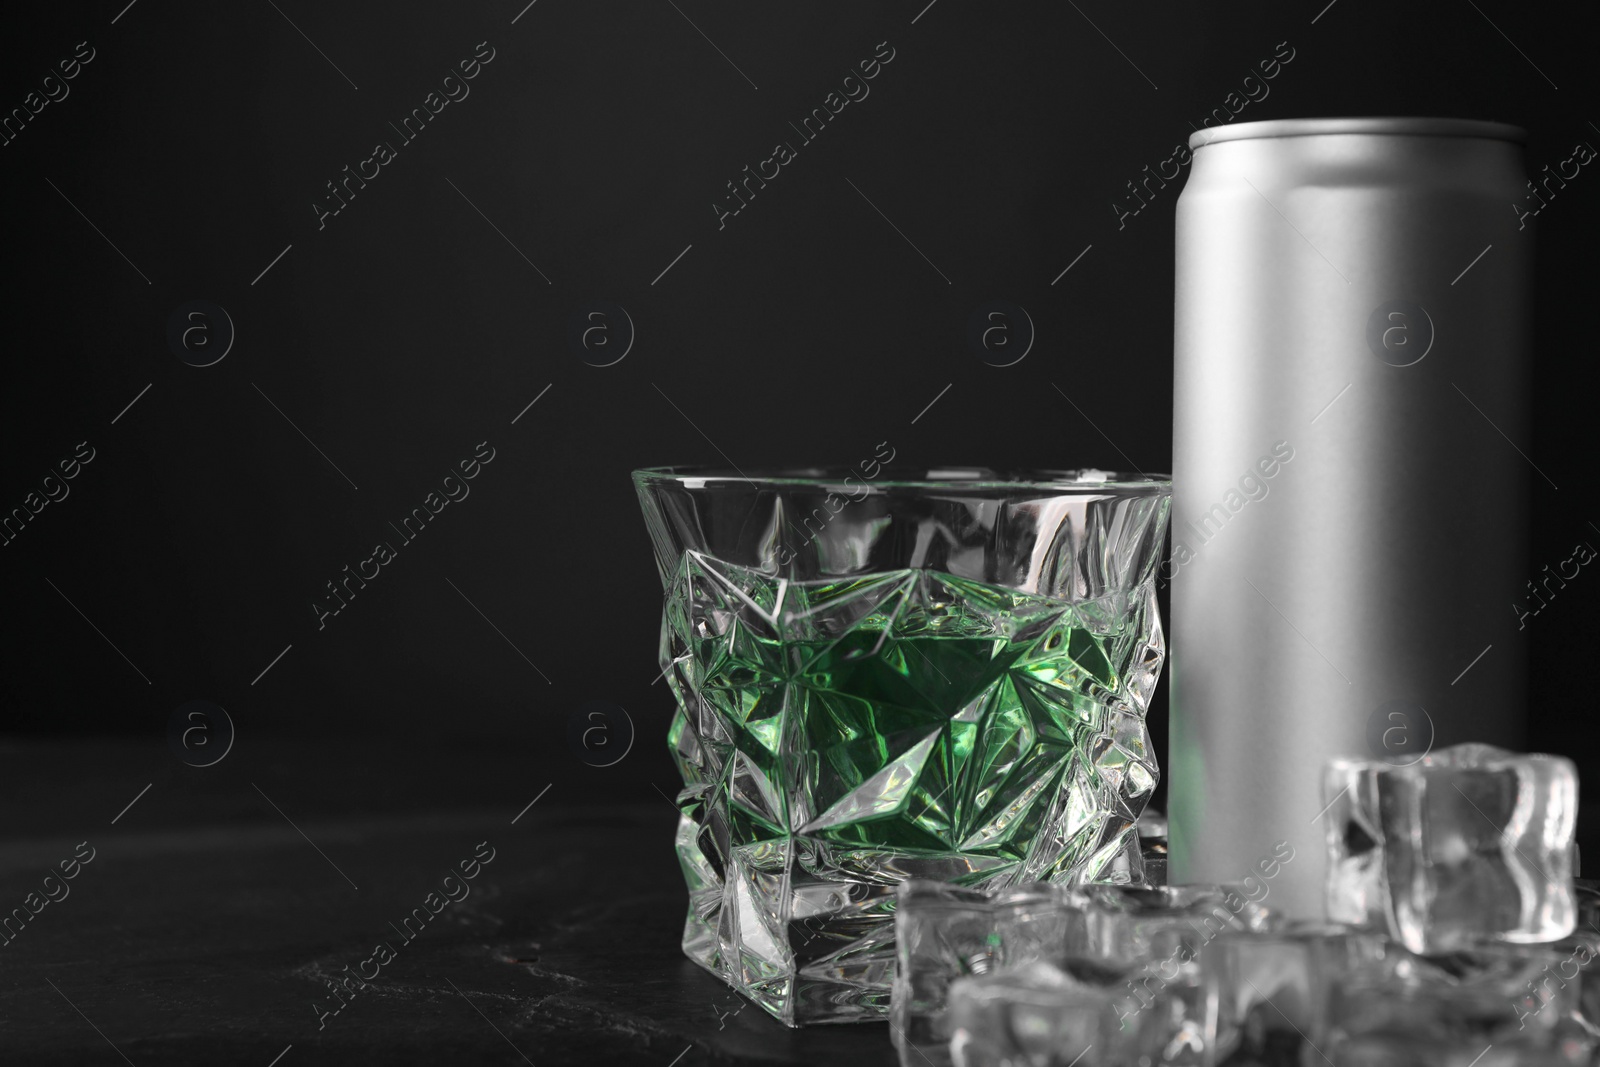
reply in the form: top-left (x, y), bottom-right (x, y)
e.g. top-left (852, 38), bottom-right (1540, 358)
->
top-left (1201, 923), bottom-right (1391, 1066)
top-left (892, 881), bottom-right (1277, 1067)
top-left (1078, 884), bottom-right (1278, 964)
top-left (1323, 743), bottom-right (1577, 953)
top-left (1080, 886), bottom-right (1281, 1066)
top-left (892, 881), bottom-right (1089, 1067)
top-left (1323, 939), bottom-right (1596, 1065)
top-left (947, 959), bottom-right (1141, 1067)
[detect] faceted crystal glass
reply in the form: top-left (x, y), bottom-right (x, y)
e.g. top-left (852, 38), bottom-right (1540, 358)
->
top-left (633, 466), bottom-right (1171, 1025)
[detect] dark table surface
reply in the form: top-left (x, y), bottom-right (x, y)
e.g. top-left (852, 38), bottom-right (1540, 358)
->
top-left (0, 739), bottom-right (900, 1066)
top-left (12, 737), bottom-right (1599, 1065)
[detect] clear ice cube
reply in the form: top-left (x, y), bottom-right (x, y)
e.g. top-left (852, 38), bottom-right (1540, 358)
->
top-left (947, 959), bottom-right (1142, 1067)
top-left (892, 881), bottom-right (1278, 1067)
top-left (892, 881), bottom-right (1089, 1067)
top-left (1200, 923), bottom-right (1390, 1066)
top-left (1078, 884), bottom-right (1278, 964)
top-left (1323, 939), bottom-right (1596, 1065)
top-left (1323, 743), bottom-right (1577, 953)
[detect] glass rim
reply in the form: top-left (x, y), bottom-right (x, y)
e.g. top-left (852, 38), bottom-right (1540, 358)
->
top-left (632, 465), bottom-right (1171, 492)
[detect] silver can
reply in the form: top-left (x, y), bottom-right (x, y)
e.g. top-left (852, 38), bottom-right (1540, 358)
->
top-left (1168, 118), bottom-right (1531, 917)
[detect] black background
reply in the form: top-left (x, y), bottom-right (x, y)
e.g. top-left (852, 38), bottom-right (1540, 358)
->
top-left (4, 2), bottom-right (1598, 842)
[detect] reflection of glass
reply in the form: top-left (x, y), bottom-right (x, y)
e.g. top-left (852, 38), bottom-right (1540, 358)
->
top-left (634, 467), bottom-right (1172, 1025)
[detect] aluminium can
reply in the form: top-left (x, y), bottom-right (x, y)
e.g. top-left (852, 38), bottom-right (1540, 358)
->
top-left (1168, 117), bottom-right (1532, 917)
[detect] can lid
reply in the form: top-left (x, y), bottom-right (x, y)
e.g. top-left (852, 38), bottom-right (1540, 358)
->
top-left (1188, 117), bottom-right (1526, 151)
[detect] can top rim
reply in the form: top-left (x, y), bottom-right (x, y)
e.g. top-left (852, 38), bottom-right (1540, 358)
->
top-left (1188, 117), bottom-right (1527, 150)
